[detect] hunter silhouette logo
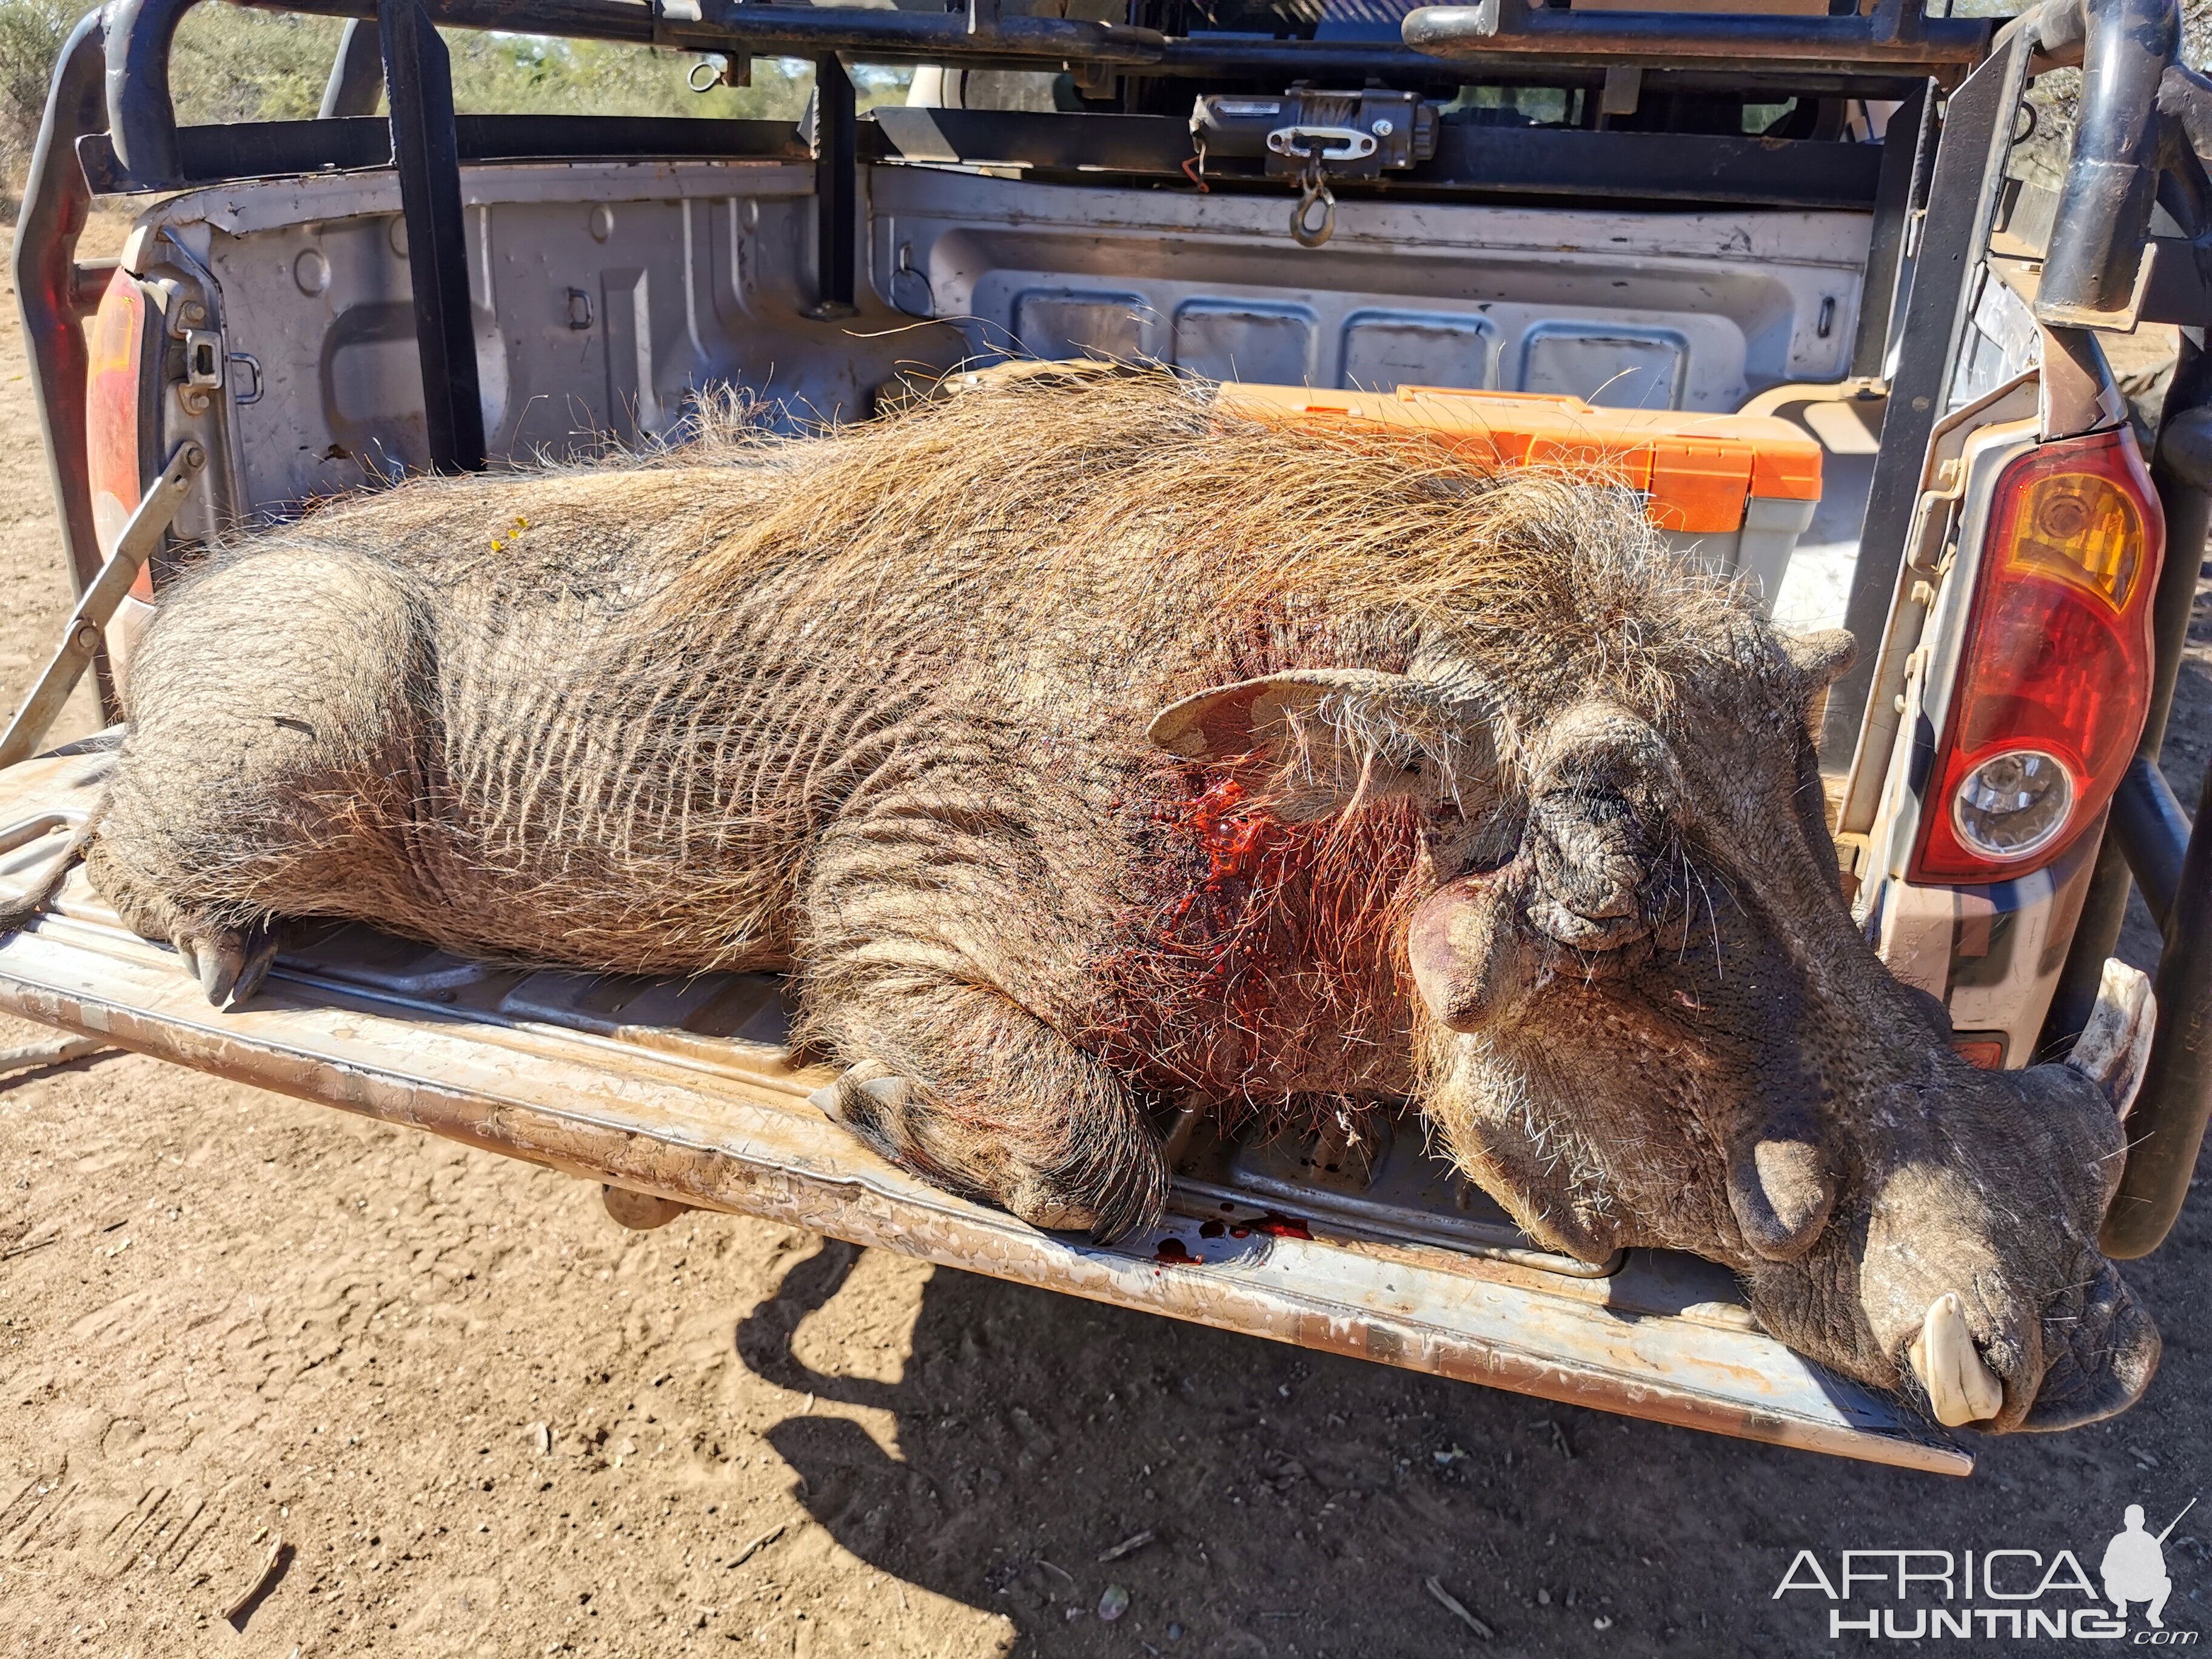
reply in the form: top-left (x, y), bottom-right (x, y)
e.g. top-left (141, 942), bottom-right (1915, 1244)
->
top-left (2104, 1500), bottom-right (2194, 1631)
top-left (1773, 1496), bottom-right (2202, 1641)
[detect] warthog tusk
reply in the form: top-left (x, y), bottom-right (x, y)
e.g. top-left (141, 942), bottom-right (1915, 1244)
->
top-left (2066, 957), bottom-right (2156, 1118)
top-left (1908, 1292), bottom-right (2005, 1427)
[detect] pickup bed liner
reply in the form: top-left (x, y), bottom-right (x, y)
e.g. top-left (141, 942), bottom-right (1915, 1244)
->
top-left (0, 741), bottom-right (1968, 1473)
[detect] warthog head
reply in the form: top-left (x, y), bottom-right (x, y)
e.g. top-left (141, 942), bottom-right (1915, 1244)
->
top-left (1151, 614), bottom-right (2159, 1432)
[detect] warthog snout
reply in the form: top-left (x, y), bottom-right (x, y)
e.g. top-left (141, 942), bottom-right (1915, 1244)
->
top-left (1857, 975), bottom-right (2161, 1431)
top-left (1842, 1055), bottom-right (2159, 1432)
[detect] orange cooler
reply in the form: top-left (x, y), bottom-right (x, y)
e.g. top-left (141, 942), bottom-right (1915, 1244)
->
top-left (1217, 382), bottom-right (1824, 610)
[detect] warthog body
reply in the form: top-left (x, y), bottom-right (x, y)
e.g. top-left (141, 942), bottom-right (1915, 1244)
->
top-left (78, 374), bottom-right (2156, 1430)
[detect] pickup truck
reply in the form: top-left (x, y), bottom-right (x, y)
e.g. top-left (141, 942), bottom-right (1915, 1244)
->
top-left (7, 0), bottom-right (2211, 1476)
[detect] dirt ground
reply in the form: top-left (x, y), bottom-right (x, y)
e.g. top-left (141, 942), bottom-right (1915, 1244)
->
top-left (2, 214), bottom-right (2208, 1659)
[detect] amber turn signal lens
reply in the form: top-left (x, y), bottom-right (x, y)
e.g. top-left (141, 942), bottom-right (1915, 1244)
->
top-left (85, 266), bottom-right (152, 588)
top-left (2005, 468), bottom-right (2145, 611)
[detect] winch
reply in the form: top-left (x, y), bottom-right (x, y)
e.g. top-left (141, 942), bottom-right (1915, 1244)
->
top-left (1188, 88), bottom-right (1440, 247)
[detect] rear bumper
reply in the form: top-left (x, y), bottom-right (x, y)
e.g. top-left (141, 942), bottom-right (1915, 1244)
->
top-left (0, 743), bottom-right (1965, 1473)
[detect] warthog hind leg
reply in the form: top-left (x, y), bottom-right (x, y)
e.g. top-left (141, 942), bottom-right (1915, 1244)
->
top-left (173, 918), bottom-right (283, 1008)
top-left (86, 543), bottom-right (423, 1008)
top-left (85, 836), bottom-right (285, 1008)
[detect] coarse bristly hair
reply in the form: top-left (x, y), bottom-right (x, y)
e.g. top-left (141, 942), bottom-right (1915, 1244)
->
top-left (642, 369), bottom-right (1756, 718)
top-left (92, 367), bottom-right (1768, 1116)
top-left (630, 370), bottom-right (1763, 1110)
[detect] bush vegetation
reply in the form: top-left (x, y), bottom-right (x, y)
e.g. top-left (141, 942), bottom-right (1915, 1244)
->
top-left (3, 0), bottom-right (908, 218)
top-left (1, 0), bottom-right (72, 206)
top-left (163, 5), bottom-right (832, 123)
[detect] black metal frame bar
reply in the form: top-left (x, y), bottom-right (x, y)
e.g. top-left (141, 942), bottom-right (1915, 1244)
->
top-left (2083, 367), bottom-right (2212, 1257)
top-left (1399, 0), bottom-right (1989, 80)
top-left (381, 0), bottom-right (486, 472)
top-left (91, 0), bottom-right (1954, 195)
top-left (666, 0), bottom-right (1167, 69)
top-left (810, 54), bottom-right (857, 317)
top-left (75, 112), bottom-right (809, 193)
top-left (80, 104), bottom-right (1887, 210)
top-left (1414, 116), bottom-right (1882, 206)
top-left (1849, 79), bottom-right (1932, 379)
top-left (102, 0), bottom-right (192, 189)
top-left (2017, 0), bottom-right (2177, 323)
top-left (227, 0), bottom-right (1951, 92)
top-left (2107, 752), bottom-right (2212, 1256)
top-left (1823, 34), bottom-right (2028, 769)
top-left (2111, 756), bottom-right (2193, 924)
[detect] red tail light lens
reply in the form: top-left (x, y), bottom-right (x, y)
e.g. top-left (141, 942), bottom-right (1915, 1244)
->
top-left (1952, 1034), bottom-right (2008, 1070)
top-left (1909, 429), bottom-right (2162, 885)
top-left (84, 266), bottom-right (154, 596)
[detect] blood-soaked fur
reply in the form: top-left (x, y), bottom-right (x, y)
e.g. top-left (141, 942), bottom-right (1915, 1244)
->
top-left (74, 371), bottom-right (2157, 1430)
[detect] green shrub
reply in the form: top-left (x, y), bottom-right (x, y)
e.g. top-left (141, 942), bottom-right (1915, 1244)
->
top-left (1, 0), bottom-right (76, 212)
top-left (159, 2), bottom-right (904, 125)
top-left (170, 6), bottom-right (349, 123)
top-left (441, 33), bottom-right (820, 120)
top-left (2, 0), bottom-right (907, 219)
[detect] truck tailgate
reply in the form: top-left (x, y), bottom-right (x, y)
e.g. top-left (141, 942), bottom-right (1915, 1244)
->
top-left (0, 742), bottom-right (1967, 1474)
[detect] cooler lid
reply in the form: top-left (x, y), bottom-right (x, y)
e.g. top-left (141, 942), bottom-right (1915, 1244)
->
top-left (1216, 383), bottom-right (1823, 535)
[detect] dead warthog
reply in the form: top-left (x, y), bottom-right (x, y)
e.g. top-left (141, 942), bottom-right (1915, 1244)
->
top-left (70, 372), bottom-right (2156, 1430)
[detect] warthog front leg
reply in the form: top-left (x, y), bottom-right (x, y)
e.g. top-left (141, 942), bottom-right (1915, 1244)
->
top-left (803, 973), bottom-right (1167, 1242)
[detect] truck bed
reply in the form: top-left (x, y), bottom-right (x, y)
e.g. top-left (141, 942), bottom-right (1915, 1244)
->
top-left (0, 739), bottom-right (1968, 1473)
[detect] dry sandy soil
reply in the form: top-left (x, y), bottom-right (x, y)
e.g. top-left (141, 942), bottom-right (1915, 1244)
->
top-left (1, 212), bottom-right (2208, 1659)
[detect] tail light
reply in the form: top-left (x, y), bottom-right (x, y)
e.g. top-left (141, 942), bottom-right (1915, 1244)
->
top-left (84, 266), bottom-right (156, 597)
top-left (1909, 429), bottom-right (2162, 885)
top-left (1951, 1034), bottom-right (2008, 1070)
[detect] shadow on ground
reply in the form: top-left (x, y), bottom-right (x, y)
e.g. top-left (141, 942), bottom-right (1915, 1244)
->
top-left (731, 1218), bottom-right (2210, 1658)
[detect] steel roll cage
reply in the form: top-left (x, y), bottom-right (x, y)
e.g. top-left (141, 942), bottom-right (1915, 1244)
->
top-left (8, 0), bottom-right (2212, 1253)
top-left (1399, 0), bottom-right (1991, 76)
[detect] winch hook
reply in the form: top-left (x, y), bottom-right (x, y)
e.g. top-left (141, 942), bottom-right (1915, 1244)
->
top-left (1292, 154), bottom-right (1336, 249)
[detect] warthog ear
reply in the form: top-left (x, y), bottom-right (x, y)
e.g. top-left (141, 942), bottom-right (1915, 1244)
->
top-left (1147, 669), bottom-right (1490, 822)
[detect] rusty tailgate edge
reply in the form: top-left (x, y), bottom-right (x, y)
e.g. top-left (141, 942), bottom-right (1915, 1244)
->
top-left (0, 755), bottom-right (1966, 1475)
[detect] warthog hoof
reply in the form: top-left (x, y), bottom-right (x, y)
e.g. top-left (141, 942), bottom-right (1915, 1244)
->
top-left (171, 921), bottom-right (280, 1010)
top-left (808, 1060), bottom-right (1133, 1237)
